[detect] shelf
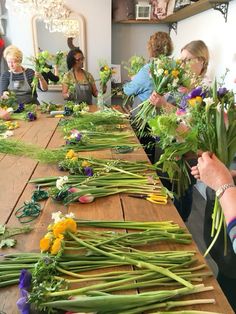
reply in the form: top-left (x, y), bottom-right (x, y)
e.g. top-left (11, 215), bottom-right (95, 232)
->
top-left (114, 0), bottom-right (229, 24)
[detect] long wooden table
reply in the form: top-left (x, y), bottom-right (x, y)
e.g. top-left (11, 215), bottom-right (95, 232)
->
top-left (0, 110), bottom-right (234, 313)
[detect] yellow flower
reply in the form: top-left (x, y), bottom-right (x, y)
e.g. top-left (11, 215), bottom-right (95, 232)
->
top-left (81, 160), bottom-right (91, 167)
top-left (71, 156), bottom-right (78, 161)
top-left (172, 70), bottom-right (179, 78)
top-left (164, 70), bottom-right (169, 75)
top-left (40, 237), bottom-right (52, 252)
top-left (50, 237), bottom-right (64, 255)
top-left (104, 65), bottom-right (109, 71)
top-left (53, 218), bottom-right (77, 237)
top-left (66, 149), bottom-right (76, 159)
top-left (188, 96), bottom-right (203, 107)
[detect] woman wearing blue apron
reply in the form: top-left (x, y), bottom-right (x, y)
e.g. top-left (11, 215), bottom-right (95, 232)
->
top-left (62, 48), bottom-right (99, 105)
top-left (0, 45), bottom-right (48, 105)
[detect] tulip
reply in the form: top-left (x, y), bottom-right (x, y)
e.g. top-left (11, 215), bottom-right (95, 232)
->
top-left (78, 194), bottom-right (94, 203)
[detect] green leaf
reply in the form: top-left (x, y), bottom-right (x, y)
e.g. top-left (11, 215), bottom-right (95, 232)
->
top-left (0, 238), bottom-right (16, 248)
top-left (0, 224), bottom-right (6, 235)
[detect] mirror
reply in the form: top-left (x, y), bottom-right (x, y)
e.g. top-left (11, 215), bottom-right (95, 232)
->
top-left (31, 13), bottom-right (87, 88)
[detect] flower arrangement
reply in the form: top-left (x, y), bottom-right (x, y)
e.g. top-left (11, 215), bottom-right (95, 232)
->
top-left (29, 50), bottom-right (51, 96)
top-left (123, 54), bottom-right (146, 78)
top-left (149, 78), bottom-right (236, 255)
top-left (0, 91), bottom-right (18, 108)
top-left (132, 55), bottom-right (195, 136)
top-left (99, 61), bottom-right (113, 89)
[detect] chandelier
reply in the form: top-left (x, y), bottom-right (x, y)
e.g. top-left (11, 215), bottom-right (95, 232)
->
top-left (6, 0), bottom-right (79, 37)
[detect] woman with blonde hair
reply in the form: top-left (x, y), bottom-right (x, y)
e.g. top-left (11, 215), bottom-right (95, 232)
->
top-left (0, 45), bottom-right (48, 105)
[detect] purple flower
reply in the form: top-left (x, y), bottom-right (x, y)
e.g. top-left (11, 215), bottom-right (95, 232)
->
top-left (16, 289), bottom-right (30, 314)
top-left (179, 94), bottom-right (189, 110)
top-left (75, 133), bottom-right (82, 141)
top-left (27, 112), bottom-right (37, 121)
top-left (187, 87), bottom-right (203, 99)
top-left (217, 87), bottom-right (228, 98)
top-left (84, 166), bottom-right (93, 176)
top-left (14, 103), bottom-right (25, 113)
top-left (19, 269), bottom-right (31, 290)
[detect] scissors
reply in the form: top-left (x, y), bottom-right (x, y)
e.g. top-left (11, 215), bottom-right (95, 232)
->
top-left (128, 193), bottom-right (167, 204)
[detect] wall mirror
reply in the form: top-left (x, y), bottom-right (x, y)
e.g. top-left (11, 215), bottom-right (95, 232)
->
top-left (31, 13), bottom-right (86, 89)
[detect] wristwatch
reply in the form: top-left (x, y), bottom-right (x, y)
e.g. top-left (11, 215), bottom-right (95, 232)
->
top-left (215, 183), bottom-right (235, 199)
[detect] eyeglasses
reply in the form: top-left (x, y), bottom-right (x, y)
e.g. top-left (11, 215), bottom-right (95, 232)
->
top-left (181, 57), bottom-right (198, 64)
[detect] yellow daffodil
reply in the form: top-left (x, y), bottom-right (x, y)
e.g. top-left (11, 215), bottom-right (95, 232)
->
top-left (40, 237), bottom-right (52, 252)
top-left (172, 70), bottom-right (179, 78)
top-left (66, 149), bottom-right (76, 159)
top-left (50, 237), bottom-right (63, 255)
top-left (53, 218), bottom-right (77, 237)
top-left (164, 70), bottom-right (169, 76)
top-left (188, 96), bottom-right (203, 107)
top-left (81, 160), bottom-right (91, 167)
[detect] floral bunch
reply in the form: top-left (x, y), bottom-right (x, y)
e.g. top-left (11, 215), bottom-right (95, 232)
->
top-left (59, 149), bottom-right (94, 176)
top-left (99, 61), bottom-right (113, 88)
top-left (149, 79), bottom-right (236, 254)
top-left (64, 100), bottom-right (89, 117)
top-left (132, 55), bottom-right (194, 136)
top-left (123, 55), bottom-right (146, 78)
top-left (29, 50), bottom-right (50, 96)
top-left (11, 104), bottom-right (38, 121)
top-left (40, 212), bottom-right (77, 255)
top-left (0, 91), bottom-right (18, 108)
top-left (64, 129), bottom-right (83, 145)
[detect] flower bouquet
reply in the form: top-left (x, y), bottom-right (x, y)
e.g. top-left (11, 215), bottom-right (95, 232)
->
top-left (132, 55), bottom-right (194, 136)
top-left (97, 61), bottom-right (114, 109)
top-left (29, 50), bottom-right (50, 96)
top-left (123, 54), bottom-right (146, 78)
top-left (149, 79), bottom-right (236, 254)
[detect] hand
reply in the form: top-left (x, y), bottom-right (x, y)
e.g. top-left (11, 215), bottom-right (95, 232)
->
top-left (0, 109), bottom-right (11, 120)
top-left (149, 91), bottom-right (166, 108)
top-left (34, 72), bottom-right (43, 80)
top-left (191, 152), bottom-right (234, 191)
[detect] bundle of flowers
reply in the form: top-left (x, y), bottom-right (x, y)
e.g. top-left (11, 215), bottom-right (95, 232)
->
top-left (0, 91), bottom-right (18, 108)
top-left (131, 55), bottom-right (195, 136)
top-left (28, 50), bottom-right (51, 95)
top-left (63, 129), bottom-right (139, 151)
top-left (99, 61), bottom-right (114, 89)
top-left (64, 100), bottom-right (89, 116)
top-left (10, 104), bottom-right (38, 121)
top-left (60, 107), bottom-right (129, 132)
top-left (0, 214), bottom-right (218, 313)
top-left (123, 54), bottom-right (146, 78)
top-left (40, 101), bottom-right (64, 114)
top-left (149, 80), bottom-right (236, 254)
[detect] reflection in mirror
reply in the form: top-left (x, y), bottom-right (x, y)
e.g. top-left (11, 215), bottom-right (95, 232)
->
top-left (32, 13), bottom-right (86, 78)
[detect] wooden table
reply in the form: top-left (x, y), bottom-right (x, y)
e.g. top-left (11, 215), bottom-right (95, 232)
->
top-left (0, 110), bottom-right (234, 313)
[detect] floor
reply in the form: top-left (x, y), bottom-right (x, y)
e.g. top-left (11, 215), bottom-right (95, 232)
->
top-left (185, 185), bottom-right (218, 276)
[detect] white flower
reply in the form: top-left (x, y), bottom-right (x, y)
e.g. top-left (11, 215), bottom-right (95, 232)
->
top-left (172, 78), bottom-right (179, 87)
top-left (52, 211), bottom-right (63, 223)
top-left (65, 212), bottom-right (75, 219)
top-left (7, 107), bottom-right (14, 113)
top-left (1, 130), bottom-right (14, 138)
top-left (56, 176), bottom-right (68, 190)
top-left (204, 97), bottom-right (214, 106)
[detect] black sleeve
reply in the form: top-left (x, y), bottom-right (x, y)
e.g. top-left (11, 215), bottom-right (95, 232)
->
top-left (42, 71), bottom-right (59, 83)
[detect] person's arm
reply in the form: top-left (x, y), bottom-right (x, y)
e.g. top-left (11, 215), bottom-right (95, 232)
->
top-left (123, 64), bottom-right (152, 99)
top-left (0, 72), bottom-right (10, 95)
top-left (34, 71), bottom-right (48, 91)
top-left (191, 152), bottom-right (236, 252)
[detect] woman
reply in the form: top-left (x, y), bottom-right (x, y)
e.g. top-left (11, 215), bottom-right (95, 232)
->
top-left (0, 45), bottom-right (48, 105)
top-left (149, 40), bottom-right (210, 221)
top-left (62, 48), bottom-right (99, 105)
top-left (123, 32), bottom-right (173, 163)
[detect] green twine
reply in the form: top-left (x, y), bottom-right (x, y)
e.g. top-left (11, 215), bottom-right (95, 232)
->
top-left (15, 189), bottom-right (49, 223)
top-left (113, 145), bottom-right (134, 154)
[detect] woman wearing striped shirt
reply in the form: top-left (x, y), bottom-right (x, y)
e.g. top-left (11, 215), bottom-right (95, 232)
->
top-left (0, 45), bottom-right (48, 105)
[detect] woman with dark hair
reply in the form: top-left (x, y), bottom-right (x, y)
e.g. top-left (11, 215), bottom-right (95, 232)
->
top-left (61, 48), bottom-right (98, 104)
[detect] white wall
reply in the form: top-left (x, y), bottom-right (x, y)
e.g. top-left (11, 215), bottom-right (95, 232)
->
top-left (171, 0), bottom-right (236, 91)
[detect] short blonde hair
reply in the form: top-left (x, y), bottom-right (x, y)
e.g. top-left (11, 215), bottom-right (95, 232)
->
top-left (181, 40), bottom-right (209, 75)
top-left (147, 32), bottom-right (173, 58)
top-left (3, 45), bottom-right (23, 63)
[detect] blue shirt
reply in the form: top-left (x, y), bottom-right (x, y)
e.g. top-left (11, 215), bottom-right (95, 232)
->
top-left (123, 63), bottom-right (153, 102)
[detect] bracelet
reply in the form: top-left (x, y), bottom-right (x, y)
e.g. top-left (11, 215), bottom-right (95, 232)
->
top-left (215, 183), bottom-right (235, 199)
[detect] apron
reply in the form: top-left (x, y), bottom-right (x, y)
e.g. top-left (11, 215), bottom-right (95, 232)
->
top-left (73, 70), bottom-right (92, 105)
top-left (8, 70), bottom-right (38, 105)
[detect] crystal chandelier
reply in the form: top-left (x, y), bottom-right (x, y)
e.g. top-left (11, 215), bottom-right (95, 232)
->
top-left (6, 0), bottom-right (78, 37)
